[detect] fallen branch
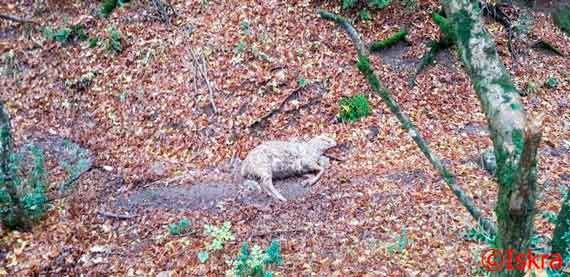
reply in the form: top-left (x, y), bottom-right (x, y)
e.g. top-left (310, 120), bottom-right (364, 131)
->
top-left (0, 13), bottom-right (38, 25)
top-left (248, 83), bottom-right (324, 129)
top-left (319, 9), bottom-right (496, 235)
top-left (98, 210), bottom-right (137, 220)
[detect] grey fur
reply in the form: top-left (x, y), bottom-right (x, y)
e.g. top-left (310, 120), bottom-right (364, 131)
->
top-left (240, 135), bottom-right (336, 201)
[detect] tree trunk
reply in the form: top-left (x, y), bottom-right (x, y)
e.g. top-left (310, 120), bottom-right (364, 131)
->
top-left (440, 1), bottom-right (542, 275)
top-left (552, 192), bottom-right (570, 263)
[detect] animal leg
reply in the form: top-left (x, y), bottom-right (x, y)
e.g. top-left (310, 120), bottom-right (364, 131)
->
top-left (300, 159), bottom-right (324, 187)
top-left (260, 173), bottom-right (287, 202)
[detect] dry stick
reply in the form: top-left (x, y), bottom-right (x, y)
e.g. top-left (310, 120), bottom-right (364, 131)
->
top-left (98, 210), bottom-right (137, 220)
top-left (249, 83), bottom-right (323, 129)
top-left (190, 49), bottom-right (218, 114)
top-left (0, 13), bottom-right (38, 25)
top-left (318, 10), bottom-right (496, 236)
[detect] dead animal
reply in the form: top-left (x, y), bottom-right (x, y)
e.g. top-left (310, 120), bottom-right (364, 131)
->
top-left (240, 135), bottom-right (336, 201)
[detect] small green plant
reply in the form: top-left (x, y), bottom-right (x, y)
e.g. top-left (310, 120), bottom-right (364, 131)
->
top-left (89, 37), bottom-right (99, 48)
top-left (403, 0), bottom-right (418, 13)
top-left (462, 226), bottom-right (495, 244)
top-left (105, 27), bottom-right (123, 53)
top-left (240, 20), bottom-right (251, 35)
top-left (543, 211), bottom-right (558, 224)
top-left (387, 227), bottom-right (412, 255)
top-left (101, 0), bottom-right (130, 17)
top-left (545, 77), bottom-right (559, 89)
top-left (1, 50), bottom-right (20, 78)
top-left (342, 0), bottom-right (391, 10)
top-left (342, 0), bottom-right (358, 9)
top-left (226, 240), bottom-right (284, 277)
top-left (525, 80), bottom-right (539, 95)
top-left (298, 77), bottom-right (308, 88)
top-left (168, 218), bottom-right (191, 236)
top-left (369, 0), bottom-right (391, 9)
top-left (338, 94), bottom-right (370, 122)
top-left (71, 24), bottom-right (88, 41)
top-left (235, 40), bottom-right (247, 54)
top-left (358, 9), bottom-right (372, 21)
top-left (43, 24), bottom-right (88, 43)
top-left (197, 221), bottom-right (235, 263)
top-left (43, 27), bottom-right (71, 42)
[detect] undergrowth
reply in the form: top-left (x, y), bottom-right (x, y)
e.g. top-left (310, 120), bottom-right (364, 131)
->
top-left (43, 24), bottom-right (88, 43)
top-left (197, 221), bottom-right (235, 263)
top-left (226, 240), bottom-right (284, 277)
top-left (338, 94), bottom-right (370, 122)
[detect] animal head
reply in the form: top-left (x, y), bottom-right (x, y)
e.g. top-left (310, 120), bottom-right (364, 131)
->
top-left (308, 135), bottom-right (337, 153)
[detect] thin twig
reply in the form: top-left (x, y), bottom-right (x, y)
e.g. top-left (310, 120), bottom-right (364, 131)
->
top-left (98, 210), bottom-right (137, 220)
top-left (248, 83), bottom-right (324, 129)
top-left (190, 49), bottom-right (218, 114)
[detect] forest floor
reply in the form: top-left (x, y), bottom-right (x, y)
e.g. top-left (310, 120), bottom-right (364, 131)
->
top-left (1, 0), bottom-right (569, 275)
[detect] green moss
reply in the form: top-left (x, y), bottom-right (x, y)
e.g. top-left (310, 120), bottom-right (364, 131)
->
top-left (512, 129), bottom-right (524, 155)
top-left (338, 94), bottom-right (371, 122)
top-left (510, 103), bottom-right (520, 110)
top-left (451, 10), bottom-right (475, 57)
top-left (357, 55), bottom-right (373, 75)
top-left (432, 13), bottom-right (454, 41)
top-left (369, 29), bottom-right (407, 52)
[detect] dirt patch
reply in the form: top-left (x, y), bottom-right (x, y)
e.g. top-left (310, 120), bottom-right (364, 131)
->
top-left (375, 40), bottom-right (417, 72)
top-left (116, 175), bottom-right (314, 212)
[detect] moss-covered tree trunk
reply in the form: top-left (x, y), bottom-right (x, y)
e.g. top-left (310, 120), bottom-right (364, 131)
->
top-left (440, 1), bottom-right (542, 276)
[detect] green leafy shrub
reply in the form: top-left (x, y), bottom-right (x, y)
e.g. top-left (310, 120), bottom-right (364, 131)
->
top-left (342, 0), bottom-right (391, 10)
top-left (358, 9), bottom-right (372, 21)
top-left (386, 227), bottom-right (413, 255)
top-left (369, 0), bottom-right (391, 9)
top-left (197, 221), bottom-right (235, 263)
top-left (105, 27), bottom-right (123, 53)
top-left (0, 144), bottom-right (48, 230)
top-left (168, 218), bottom-right (191, 236)
top-left (101, 0), bottom-right (130, 17)
top-left (43, 24), bottom-right (88, 43)
top-left (226, 240), bottom-right (284, 277)
top-left (545, 77), bottom-right (559, 89)
top-left (338, 94), bottom-right (370, 122)
top-left (402, 0), bottom-right (418, 13)
top-left (89, 37), bottom-right (99, 48)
